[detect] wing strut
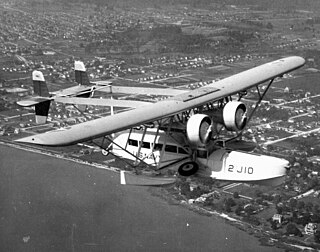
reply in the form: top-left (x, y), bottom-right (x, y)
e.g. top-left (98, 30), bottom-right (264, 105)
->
top-left (228, 78), bottom-right (275, 142)
top-left (92, 135), bottom-right (149, 172)
top-left (157, 117), bottom-right (173, 169)
top-left (71, 104), bottom-right (90, 120)
top-left (248, 78), bottom-right (274, 126)
top-left (150, 124), bottom-right (161, 166)
top-left (134, 126), bottom-right (148, 165)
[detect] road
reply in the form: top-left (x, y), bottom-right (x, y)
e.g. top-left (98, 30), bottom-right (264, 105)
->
top-left (263, 127), bottom-right (320, 146)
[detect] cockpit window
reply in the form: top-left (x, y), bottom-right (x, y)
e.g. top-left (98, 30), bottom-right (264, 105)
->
top-left (141, 141), bottom-right (150, 149)
top-left (178, 147), bottom-right (188, 154)
top-left (154, 143), bottom-right (163, 151)
top-left (165, 145), bottom-right (177, 153)
top-left (128, 139), bottom-right (138, 147)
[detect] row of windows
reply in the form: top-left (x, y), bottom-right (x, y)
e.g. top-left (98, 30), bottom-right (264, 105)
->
top-left (127, 139), bottom-right (188, 154)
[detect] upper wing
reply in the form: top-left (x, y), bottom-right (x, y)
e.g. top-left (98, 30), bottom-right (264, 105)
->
top-left (16, 56), bottom-right (305, 146)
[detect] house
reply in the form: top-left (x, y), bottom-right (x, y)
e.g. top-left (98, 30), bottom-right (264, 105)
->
top-left (272, 214), bottom-right (283, 224)
top-left (305, 223), bottom-right (317, 235)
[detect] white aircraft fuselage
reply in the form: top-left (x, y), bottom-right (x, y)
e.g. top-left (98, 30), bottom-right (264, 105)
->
top-left (109, 129), bottom-right (288, 186)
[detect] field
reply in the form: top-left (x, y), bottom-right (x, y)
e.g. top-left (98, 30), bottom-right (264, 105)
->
top-left (276, 72), bottom-right (320, 93)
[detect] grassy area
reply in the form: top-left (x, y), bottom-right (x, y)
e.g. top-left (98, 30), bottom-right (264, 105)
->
top-left (276, 73), bottom-right (320, 93)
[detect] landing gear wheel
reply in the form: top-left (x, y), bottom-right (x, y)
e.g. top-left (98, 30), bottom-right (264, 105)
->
top-left (101, 149), bottom-right (109, 156)
top-left (178, 162), bottom-right (199, 176)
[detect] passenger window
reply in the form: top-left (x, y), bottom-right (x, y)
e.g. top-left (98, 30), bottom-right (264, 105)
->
top-left (141, 141), bottom-right (150, 149)
top-left (154, 143), bottom-right (163, 151)
top-left (178, 147), bottom-right (188, 154)
top-left (197, 149), bottom-right (207, 158)
top-left (128, 139), bottom-right (138, 147)
top-left (165, 145), bottom-right (177, 153)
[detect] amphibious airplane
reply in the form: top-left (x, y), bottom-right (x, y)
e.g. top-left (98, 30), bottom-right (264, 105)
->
top-left (16, 56), bottom-right (305, 186)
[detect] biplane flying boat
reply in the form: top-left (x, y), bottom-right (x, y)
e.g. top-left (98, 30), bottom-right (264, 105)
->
top-left (16, 56), bottom-right (306, 186)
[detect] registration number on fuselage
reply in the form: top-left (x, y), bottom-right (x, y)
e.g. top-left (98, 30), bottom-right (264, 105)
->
top-left (228, 165), bottom-right (254, 174)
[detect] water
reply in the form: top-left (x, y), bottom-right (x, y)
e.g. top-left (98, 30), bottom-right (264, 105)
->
top-left (0, 144), bottom-right (282, 252)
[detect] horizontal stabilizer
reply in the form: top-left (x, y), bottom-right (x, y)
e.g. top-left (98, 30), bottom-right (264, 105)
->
top-left (55, 97), bottom-right (152, 108)
top-left (120, 171), bottom-right (176, 186)
top-left (92, 80), bottom-right (113, 86)
top-left (17, 96), bottom-right (52, 107)
top-left (99, 86), bottom-right (188, 96)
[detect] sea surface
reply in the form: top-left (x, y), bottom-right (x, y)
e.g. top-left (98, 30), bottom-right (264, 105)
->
top-left (0, 144), bottom-right (283, 252)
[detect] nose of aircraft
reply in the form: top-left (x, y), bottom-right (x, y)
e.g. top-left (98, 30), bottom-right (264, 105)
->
top-left (258, 157), bottom-right (289, 186)
top-left (264, 156), bottom-right (289, 181)
top-left (284, 160), bottom-right (291, 171)
top-left (281, 159), bottom-right (290, 171)
top-left (276, 158), bottom-right (290, 174)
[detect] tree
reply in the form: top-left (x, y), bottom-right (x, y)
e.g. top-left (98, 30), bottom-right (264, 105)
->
top-left (244, 205), bottom-right (255, 216)
top-left (235, 205), bottom-right (243, 216)
top-left (286, 223), bottom-right (302, 237)
top-left (188, 187), bottom-right (203, 199)
top-left (233, 191), bottom-right (240, 199)
top-left (271, 220), bottom-right (278, 230)
top-left (311, 213), bottom-right (320, 223)
top-left (273, 194), bottom-right (282, 205)
top-left (255, 189), bottom-right (263, 198)
top-left (266, 22), bottom-right (273, 29)
top-left (306, 202), bottom-right (314, 212)
top-left (276, 205), bottom-right (283, 214)
top-left (178, 181), bottom-right (190, 196)
top-left (297, 201), bottom-right (305, 211)
top-left (224, 198), bottom-right (236, 212)
top-left (315, 230), bottom-right (320, 243)
top-left (289, 198), bottom-right (298, 210)
top-left (299, 212), bottom-right (311, 226)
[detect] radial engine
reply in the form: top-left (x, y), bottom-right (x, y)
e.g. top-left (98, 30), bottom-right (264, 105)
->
top-left (186, 101), bottom-right (247, 146)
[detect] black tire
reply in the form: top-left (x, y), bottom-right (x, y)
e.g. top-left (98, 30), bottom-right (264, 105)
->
top-left (178, 162), bottom-right (199, 176)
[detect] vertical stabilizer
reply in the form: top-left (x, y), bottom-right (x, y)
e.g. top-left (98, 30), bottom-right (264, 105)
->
top-left (75, 61), bottom-right (90, 86)
top-left (32, 70), bottom-right (49, 97)
top-left (74, 61), bottom-right (92, 111)
top-left (32, 70), bottom-right (51, 124)
top-left (35, 100), bottom-right (51, 124)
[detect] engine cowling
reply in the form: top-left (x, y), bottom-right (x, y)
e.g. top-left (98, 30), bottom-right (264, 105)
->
top-left (187, 114), bottom-right (212, 146)
top-left (211, 101), bottom-right (247, 131)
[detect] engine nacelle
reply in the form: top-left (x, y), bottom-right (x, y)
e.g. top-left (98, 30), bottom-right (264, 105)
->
top-left (187, 114), bottom-right (212, 146)
top-left (211, 101), bottom-right (247, 131)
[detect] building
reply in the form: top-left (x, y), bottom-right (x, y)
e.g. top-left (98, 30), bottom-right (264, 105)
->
top-left (5, 87), bottom-right (29, 96)
top-left (305, 223), bottom-right (317, 235)
top-left (272, 214), bottom-right (283, 224)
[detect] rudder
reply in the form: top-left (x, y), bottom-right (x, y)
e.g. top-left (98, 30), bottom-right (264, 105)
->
top-left (32, 70), bottom-right (51, 124)
top-left (74, 61), bottom-right (90, 86)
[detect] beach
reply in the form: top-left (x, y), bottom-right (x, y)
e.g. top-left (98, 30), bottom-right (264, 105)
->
top-left (0, 144), bottom-right (282, 252)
